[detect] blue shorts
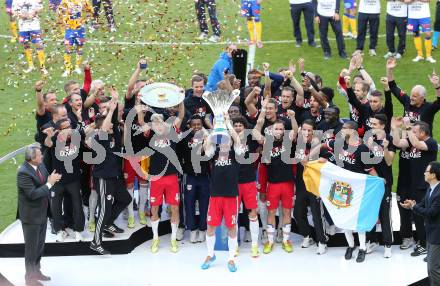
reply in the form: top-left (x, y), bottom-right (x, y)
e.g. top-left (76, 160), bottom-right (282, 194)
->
top-left (241, 0), bottom-right (261, 21)
top-left (407, 17), bottom-right (431, 33)
top-left (344, 0), bottom-right (356, 10)
top-left (64, 27), bottom-right (86, 46)
top-left (19, 30), bottom-right (42, 44)
top-left (5, 0), bottom-right (12, 14)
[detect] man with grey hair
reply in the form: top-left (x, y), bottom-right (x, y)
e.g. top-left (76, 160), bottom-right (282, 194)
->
top-left (386, 57), bottom-right (440, 132)
top-left (17, 144), bottom-right (61, 286)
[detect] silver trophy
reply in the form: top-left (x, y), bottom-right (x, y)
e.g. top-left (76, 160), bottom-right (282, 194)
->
top-left (202, 89), bottom-right (240, 145)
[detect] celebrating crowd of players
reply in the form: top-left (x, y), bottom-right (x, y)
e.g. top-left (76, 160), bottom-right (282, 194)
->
top-left (30, 45), bottom-right (439, 271)
top-left (5, 0), bottom-right (440, 274)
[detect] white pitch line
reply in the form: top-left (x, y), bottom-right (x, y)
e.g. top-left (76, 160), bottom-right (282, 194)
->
top-left (0, 34), bottom-right (387, 46)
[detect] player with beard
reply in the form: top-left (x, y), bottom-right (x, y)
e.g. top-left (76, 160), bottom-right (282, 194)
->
top-left (344, 76), bottom-right (393, 133)
top-left (316, 106), bottom-right (343, 144)
top-left (253, 99), bottom-right (298, 254)
top-left (139, 102), bottom-right (185, 254)
top-left (201, 112), bottom-right (243, 272)
top-left (177, 115), bottom-right (210, 243)
top-left (299, 93), bottom-right (327, 125)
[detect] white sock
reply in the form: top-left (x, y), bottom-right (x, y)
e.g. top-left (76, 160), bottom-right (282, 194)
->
top-left (249, 216), bottom-right (259, 246)
top-left (358, 232), bottom-right (366, 250)
top-left (206, 234), bottom-right (215, 257)
top-left (282, 224), bottom-right (291, 243)
top-left (152, 219), bottom-right (159, 239)
top-left (127, 187), bottom-right (134, 217)
top-left (88, 191), bottom-right (98, 222)
top-left (139, 183), bottom-right (148, 214)
top-left (277, 205), bottom-right (283, 230)
top-left (267, 224), bottom-right (275, 243)
top-left (228, 236), bottom-right (238, 261)
top-left (258, 200), bottom-right (268, 230)
top-left (344, 230), bottom-right (355, 248)
top-left (171, 222), bottom-right (178, 241)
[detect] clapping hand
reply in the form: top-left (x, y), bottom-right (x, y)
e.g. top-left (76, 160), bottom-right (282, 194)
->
top-left (48, 170), bottom-right (62, 185)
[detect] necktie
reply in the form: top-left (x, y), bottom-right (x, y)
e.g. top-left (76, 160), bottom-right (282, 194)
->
top-left (36, 168), bottom-right (45, 183)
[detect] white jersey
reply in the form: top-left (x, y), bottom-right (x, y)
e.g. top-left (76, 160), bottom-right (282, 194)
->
top-left (358, 0), bottom-right (381, 14)
top-left (289, 0), bottom-right (312, 4)
top-left (12, 0), bottom-right (42, 31)
top-left (317, 0), bottom-right (337, 17)
top-left (387, 1), bottom-right (408, 18)
top-left (408, 1), bottom-right (430, 19)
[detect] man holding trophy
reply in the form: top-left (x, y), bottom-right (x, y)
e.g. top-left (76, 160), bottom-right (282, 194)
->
top-left (199, 89), bottom-right (244, 272)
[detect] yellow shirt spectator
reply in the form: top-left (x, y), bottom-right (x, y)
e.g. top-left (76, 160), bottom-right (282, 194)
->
top-left (57, 0), bottom-right (93, 30)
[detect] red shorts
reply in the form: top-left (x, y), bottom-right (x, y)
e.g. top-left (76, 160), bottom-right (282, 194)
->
top-left (266, 182), bottom-right (294, 210)
top-left (238, 182), bottom-right (258, 210)
top-left (123, 156), bottom-right (147, 185)
top-left (207, 197), bottom-right (239, 229)
top-left (150, 174), bottom-right (180, 206)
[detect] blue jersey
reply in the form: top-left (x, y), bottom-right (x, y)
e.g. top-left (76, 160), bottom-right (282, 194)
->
top-left (241, 0), bottom-right (261, 21)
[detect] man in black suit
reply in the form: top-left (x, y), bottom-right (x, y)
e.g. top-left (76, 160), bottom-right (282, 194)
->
top-left (401, 161), bottom-right (440, 286)
top-left (17, 145), bottom-right (61, 286)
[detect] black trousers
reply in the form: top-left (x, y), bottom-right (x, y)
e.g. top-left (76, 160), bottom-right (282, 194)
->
top-left (318, 15), bottom-right (346, 56)
top-left (385, 14), bottom-right (407, 54)
top-left (367, 187), bottom-right (393, 246)
top-left (51, 180), bottom-right (85, 232)
top-left (398, 187), bottom-right (427, 246)
top-left (93, 177), bottom-right (131, 245)
top-left (294, 186), bottom-right (311, 237)
top-left (294, 185), bottom-right (327, 243)
top-left (22, 221), bottom-right (47, 280)
top-left (290, 2), bottom-right (315, 44)
top-left (195, 0), bottom-right (221, 36)
top-left (428, 243), bottom-right (440, 286)
top-left (356, 12), bottom-right (380, 50)
top-left (92, 0), bottom-right (115, 27)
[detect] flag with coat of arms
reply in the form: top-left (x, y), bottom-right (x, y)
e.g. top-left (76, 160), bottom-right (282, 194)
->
top-left (303, 161), bottom-right (385, 232)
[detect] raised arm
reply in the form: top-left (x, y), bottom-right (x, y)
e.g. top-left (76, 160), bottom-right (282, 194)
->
top-left (428, 71), bottom-right (440, 99)
top-left (244, 86), bottom-right (261, 118)
top-left (35, 81), bottom-right (45, 116)
top-left (252, 100), bottom-right (267, 144)
top-left (174, 101), bottom-right (185, 130)
top-left (102, 100), bottom-right (117, 133)
top-left (345, 76), bottom-right (367, 111)
top-left (405, 120), bottom-right (429, 151)
top-left (82, 63), bottom-right (92, 95)
top-left (224, 112), bottom-right (241, 148)
top-left (391, 117), bottom-right (409, 149)
top-left (287, 110), bottom-right (298, 141)
top-left (126, 59), bottom-right (146, 100)
top-left (83, 89), bottom-right (97, 108)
